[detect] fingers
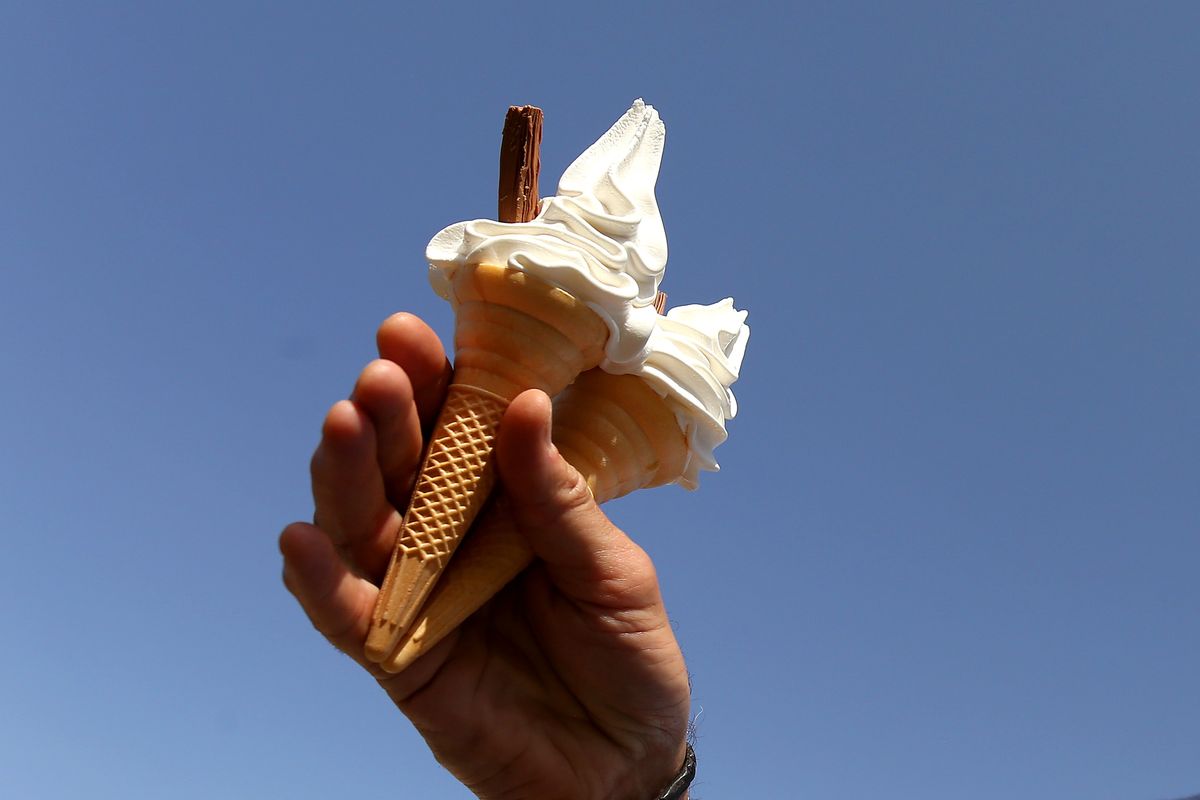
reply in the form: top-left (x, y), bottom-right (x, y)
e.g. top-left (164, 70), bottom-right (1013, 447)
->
top-left (352, 360), bottom-right (424, 509)
top-left (281, 521), bottom-right (465, 695)
top-left (495, 390), bottom-right (663, 613)
top-left (310, 400), bottom-right (400, 581)
top-left (376, 313), bottom-right (453, 431)
top-left (310, 313), bottom-right (447, 581)
top-left (280, 522), bottom-right (378, 667)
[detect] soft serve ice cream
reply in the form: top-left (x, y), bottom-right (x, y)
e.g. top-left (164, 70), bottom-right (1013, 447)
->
top-left (427, 99), bottom-right (667, 372)
top-left (426, 99), bottom-right (748, 487)
top-left (640, 299), bottom-right (749, 490)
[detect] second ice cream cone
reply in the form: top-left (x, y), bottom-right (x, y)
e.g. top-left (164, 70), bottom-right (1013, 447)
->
top-left (381, 295), bottom-right (752, 672)
top-left (365, 263), bottom-right (609, 662)
top-left (379, 369), bottom-right (687, 673)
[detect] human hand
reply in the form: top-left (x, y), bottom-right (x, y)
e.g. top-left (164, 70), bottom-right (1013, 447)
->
top-left (280, 312), bottom-right (692, 800)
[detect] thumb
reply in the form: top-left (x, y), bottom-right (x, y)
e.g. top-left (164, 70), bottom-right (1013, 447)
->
top-left (496, 389), bottom-right (661, 609)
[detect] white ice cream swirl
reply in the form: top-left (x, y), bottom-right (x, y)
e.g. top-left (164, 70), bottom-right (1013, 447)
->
top-left (640, 299), bottom-right (750, 490)
top-left (426, 99), bottom-right (667, 372)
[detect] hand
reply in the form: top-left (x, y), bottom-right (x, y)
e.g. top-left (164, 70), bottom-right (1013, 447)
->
top-left (280, 313), bottom-right (692, 800)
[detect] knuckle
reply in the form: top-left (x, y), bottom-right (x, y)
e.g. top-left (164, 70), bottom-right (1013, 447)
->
top-left (520, 464), bottom-right (594, 527)
top-left (556, 465), bottom-right (595, 512)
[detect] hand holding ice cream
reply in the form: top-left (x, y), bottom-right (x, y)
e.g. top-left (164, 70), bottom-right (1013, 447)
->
top-left (286, 99), bottom-right (748, 800)
top-left (281, 313), bottom-right (695, 799)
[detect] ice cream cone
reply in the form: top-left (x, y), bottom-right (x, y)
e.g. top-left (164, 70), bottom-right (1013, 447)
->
top-left (365, 262), bottom-right (609, 662)
top-left (379, 368), bottom-right (687, 673)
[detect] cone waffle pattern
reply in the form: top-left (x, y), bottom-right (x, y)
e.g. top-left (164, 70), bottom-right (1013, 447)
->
top-left (397, 384), bottom-right (506, 564)
top-left (380, 370), bottom-right (686, 673)
top-left (365, 264), bottom-right (609, 661)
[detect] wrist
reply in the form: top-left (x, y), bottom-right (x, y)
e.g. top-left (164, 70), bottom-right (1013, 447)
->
top-left (651, 743), bottom-right (695, 800)
top-left (606, 735), bottom-right (692, 800)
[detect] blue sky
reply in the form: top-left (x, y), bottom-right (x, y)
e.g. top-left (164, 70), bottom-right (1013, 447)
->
top-left (2, 3), bottom-right (1197, 798)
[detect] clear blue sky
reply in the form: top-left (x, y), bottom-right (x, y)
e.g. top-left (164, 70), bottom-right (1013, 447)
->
top-left (3, 3), bottom-right (1197, 798)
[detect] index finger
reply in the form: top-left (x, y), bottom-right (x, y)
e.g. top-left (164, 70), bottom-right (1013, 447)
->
top-left (376, 312), bottom-right (453, 430)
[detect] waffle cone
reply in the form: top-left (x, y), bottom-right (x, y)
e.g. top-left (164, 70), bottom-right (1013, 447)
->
top-left (365, 264), bottom-right (609, 662)
top-left (379, 369), bottom-right (686, 673)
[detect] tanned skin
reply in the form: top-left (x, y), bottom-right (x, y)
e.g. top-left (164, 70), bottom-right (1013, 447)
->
top-left (280, 312), bottom-right (692, 800)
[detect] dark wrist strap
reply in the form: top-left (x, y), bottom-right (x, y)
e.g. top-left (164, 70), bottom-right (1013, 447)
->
top-left (655, 744), bottom-right (696, 800)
